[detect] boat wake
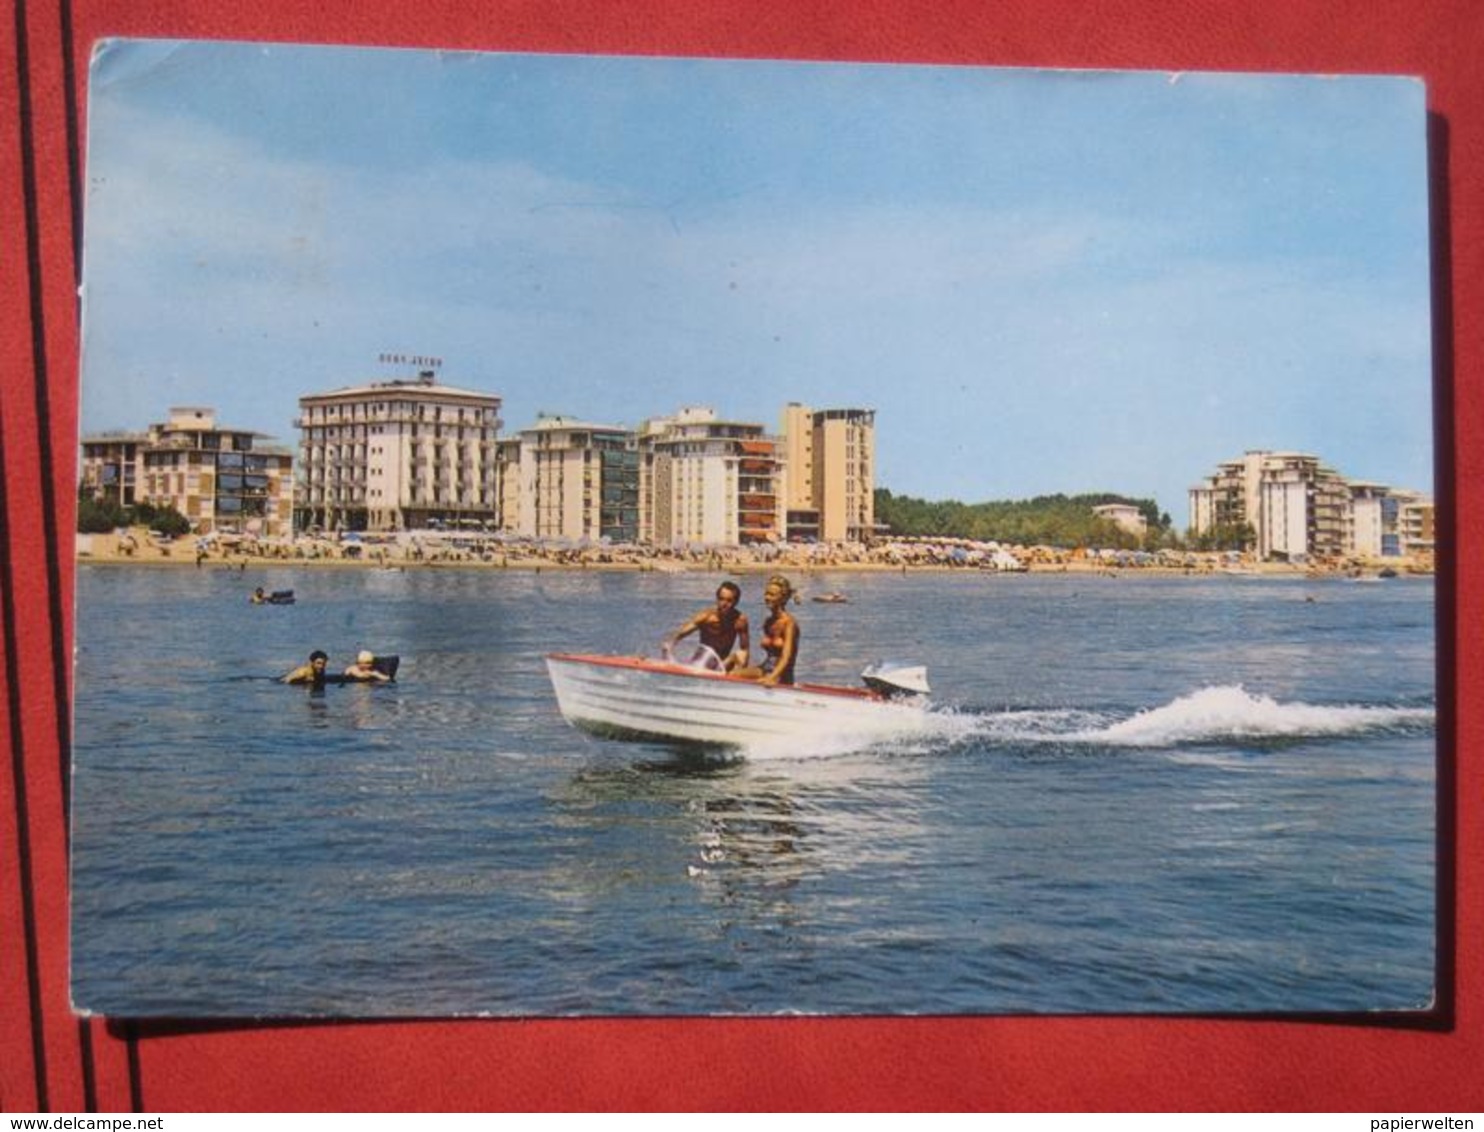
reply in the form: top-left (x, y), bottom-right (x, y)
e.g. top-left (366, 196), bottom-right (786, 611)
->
top-left (740, 684), bottom-right (1434, 760)
top-left (1082, 685), bottom-right (1432, 747)
top-left (977, 684), bottom-right (1435, 751)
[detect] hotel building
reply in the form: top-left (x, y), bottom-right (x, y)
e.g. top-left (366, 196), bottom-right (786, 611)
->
top-left (780, 403), bottom-right (876, 542)
top-left (295, 369), bottom-right (502, 532)
top-left (1189, 449), bottom-right (1433, 562)
top-left (80, 406), bottom-right (295, 536)
top-left (641, 407), bottom-right (783, 548)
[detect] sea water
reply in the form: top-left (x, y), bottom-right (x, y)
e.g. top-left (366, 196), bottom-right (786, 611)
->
top-left (69, 566), bottom-right (1436, 1017)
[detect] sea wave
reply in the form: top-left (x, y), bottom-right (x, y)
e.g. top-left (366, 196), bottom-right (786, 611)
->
top-left (728, 685), bottom-right (1434, 760)
top-left (1054, 685), bottom-right (1433, 748)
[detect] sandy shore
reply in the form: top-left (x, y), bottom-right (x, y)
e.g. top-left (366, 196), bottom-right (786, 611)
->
top-left (73, 529), bottom-right (1429, 580)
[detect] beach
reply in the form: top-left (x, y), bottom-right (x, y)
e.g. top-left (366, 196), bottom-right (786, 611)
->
top-left (72, 527), bottom-right (1430, 579)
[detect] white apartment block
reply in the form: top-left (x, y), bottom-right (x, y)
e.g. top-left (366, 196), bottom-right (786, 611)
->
top-left (780, 403), bottom-right (876, 542)
top-left (296, 370), bottom-right (502, 532)
top-left (1256, 455), bottom-right (1349, 561)
top-left (641, 407), bottom-right (783, 548)
top-left (510, 416), bottom-right (639, 543)
top-left (1189, 449), bottom-right (1433, 562)
top-left (81, 406), bottom-right (295, 537)
top-left (1386, 489), bottom-right (1436, 560)
top-left (1348, 481), bottom-right (1389, 559)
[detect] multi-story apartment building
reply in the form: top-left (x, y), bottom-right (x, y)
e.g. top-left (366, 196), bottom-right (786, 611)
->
top-left (505, 415), bottom-right (639, 543)
top-left (1254, 453), bottom-right (1350, 561)
top-left (296, 369), bottom-right (502, 532)
top-left (493, 437), bottom-right (524, 534)
top-left (779, 402), bottom-right (819, 541)
top-left (635, 417), bottom-right (669, 547)
top-left (780, 402), bottom-right (815, 512)
top-left (1348, 481), bottom-right (1390, 559)
top-left (80, 431), bottom-right (144, 509)
top-left (780, 403), bottom-right (876, 542)
top-left (1187, 455), bottom-right (1247, 538)
top-left (641, 407), bottom-right (783, 547)
top-left (1387, 489), bottom-right (1436, 561)
top-left (80, 406), bottom-right (295, 536)
top-left (1189, 449), bottom-right (1432, 562)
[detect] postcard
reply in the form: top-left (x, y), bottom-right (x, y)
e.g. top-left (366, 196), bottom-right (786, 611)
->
top-left (70, 41), bottom-right (1435, 1018)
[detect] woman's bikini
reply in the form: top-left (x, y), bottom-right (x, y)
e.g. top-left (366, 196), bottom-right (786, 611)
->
top-left (759, 614), bottom-right (799, 684)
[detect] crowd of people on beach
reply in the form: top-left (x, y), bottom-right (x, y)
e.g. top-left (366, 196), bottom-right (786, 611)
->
top-left (75, 522), bottom-right (1430, 575)
top-left (79, 526), bottom-right (1432, 578)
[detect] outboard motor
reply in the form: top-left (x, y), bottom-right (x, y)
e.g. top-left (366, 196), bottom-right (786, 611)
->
top-left (861, 661), bottom-right (930, 699)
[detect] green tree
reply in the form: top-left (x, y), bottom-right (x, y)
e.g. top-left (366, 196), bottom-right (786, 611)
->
top-left (144, 504), bottom-right (192, 538)
top-left (76, 487), bottom-right (127, 534)
top-left (874, 488), bottom-right (1169, 548)
top-left (1186, 521), bottom-right (1254, 552)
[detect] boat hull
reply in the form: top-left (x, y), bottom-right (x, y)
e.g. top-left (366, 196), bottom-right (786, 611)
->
top-left (546, 653), bottom-right (927, 749)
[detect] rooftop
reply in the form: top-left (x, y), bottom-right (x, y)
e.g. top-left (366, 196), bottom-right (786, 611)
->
top-left (300, 372), bottom-right (500, 404)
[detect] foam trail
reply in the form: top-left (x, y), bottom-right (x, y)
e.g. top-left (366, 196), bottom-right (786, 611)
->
top-left (1079, 685), bottom-right (1434, 748)
top-left (738, 685), bottom-right (1433, 760)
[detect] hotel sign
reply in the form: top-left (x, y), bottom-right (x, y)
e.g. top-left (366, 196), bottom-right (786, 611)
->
top-left (379, 353), bottom-right (443, 368)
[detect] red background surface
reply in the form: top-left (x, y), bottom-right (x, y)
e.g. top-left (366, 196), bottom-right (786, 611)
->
top-left (3, 0), bottom-right (1480, 1112)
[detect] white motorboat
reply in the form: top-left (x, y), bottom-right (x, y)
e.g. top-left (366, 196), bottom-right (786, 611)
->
top-left (546, 652), bottom-right (931, 749)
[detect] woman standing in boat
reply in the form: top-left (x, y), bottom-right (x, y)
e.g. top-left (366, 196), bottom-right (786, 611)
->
top-left (737, 574), bottom-right (800, 686)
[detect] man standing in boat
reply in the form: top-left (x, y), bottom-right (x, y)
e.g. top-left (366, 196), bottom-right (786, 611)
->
top-left (665, 581), bottom-right (750, 672)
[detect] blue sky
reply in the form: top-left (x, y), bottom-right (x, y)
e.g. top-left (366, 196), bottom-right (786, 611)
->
top-left (79, 41), bottom-right (1434, 520)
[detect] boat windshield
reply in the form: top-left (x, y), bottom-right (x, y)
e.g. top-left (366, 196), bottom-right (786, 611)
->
top-left (660, 642), bottom-right (725, 671)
